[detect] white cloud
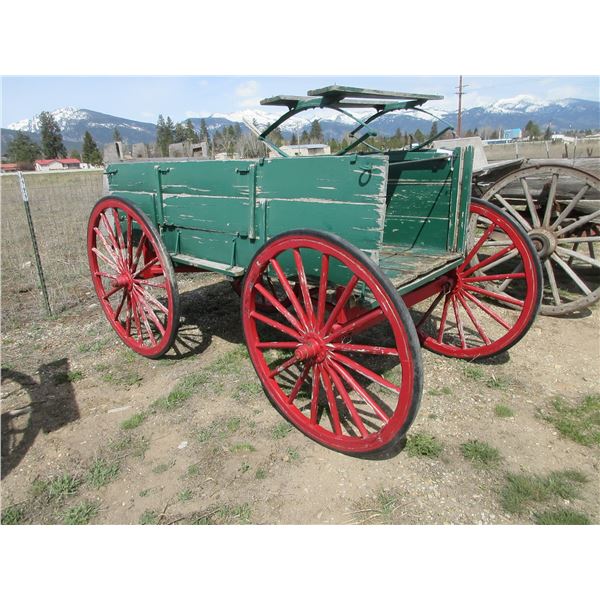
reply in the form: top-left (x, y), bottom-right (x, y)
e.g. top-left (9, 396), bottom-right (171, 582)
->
top-left (185, 110), bottom-right (211, 118)
top-left (235, 80), bottom-right (259, 98)
top-left (238, 97), bottom-right (262, 108)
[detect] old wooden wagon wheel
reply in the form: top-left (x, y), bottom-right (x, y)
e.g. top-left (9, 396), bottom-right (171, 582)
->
top-left (415, 199), bottom-right (542, 359)
top-left (482, 164), bottom-right (600, 315)
top-left (241, 230), bottom-right (422, 457)
top-left (88, 196), bottom-right (180, 358)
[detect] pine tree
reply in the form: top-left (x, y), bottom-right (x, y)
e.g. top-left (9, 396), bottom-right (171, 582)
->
top-left (199, 119), bottom-right (209, 141)
top-left (174, 122), bottom-right (186, 143)
top-left (69, 149), bottom-right (81, 160)
top-left (113, 127), bottom-right (122, 142)
top-left (429, 122), bottom-right (438, 139)
top-left (39, 111), bottom-right (67, 158)
top-left (543, 126), bottom-right (552, 141)
top-left (290, 132), bottom-right (298, 145)
top-left (82, 131), bottom-right (103, 165)
top-left (413, 129), bottom-right (425, 144)
top-left (300, 130), bottom-right (310, 145)
top-left (524, 120), bottom-right (541, 140)
top-left (184, 119), bottom-right (199, 143)
top-left (156, 115), bottom-right (175, 156)
top-left (309, 120), bottom-right (324, 143)
top-left (6, 132), bottom-right (42, 165)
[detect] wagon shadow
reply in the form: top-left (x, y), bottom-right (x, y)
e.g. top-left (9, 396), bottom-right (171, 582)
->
top-left (161, 278), bottom-right (245, 360)
top-left (1, 359), bottom-right (80, 479)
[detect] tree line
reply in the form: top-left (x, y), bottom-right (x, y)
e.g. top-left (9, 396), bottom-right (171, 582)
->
top-left (5, 112), bottom-right (104, 166)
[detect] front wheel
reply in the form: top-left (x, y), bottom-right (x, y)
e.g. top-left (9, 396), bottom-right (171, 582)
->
top-left (241, 229), bottom-right (422, 457)
top-left (87, 196), bottom-right (180, 358)
top-left (415, 198), bottom-right (542, 359)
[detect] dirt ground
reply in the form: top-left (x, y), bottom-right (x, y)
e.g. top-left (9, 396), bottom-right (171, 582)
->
top-left (1, 272), bottom-right (599, 525)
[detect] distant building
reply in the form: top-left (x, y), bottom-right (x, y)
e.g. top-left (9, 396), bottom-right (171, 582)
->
top-left (271, 144), bottom-right (331, 158)
top-left (35, 158), bottom-right (81, 171)
top-left (168, 141), bottom-right (209, 158)
top-left (0, 162), bottom-right (19, 173)
top-left (503, 128), bottom-right (522, 140)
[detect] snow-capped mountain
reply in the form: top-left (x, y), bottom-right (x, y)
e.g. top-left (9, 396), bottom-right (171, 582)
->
top-left (3, 96), bottom-right (598, 153)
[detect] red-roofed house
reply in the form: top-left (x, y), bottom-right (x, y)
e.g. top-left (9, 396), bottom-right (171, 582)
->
top-left (0, 162), bottom-right (19, 173)
top-left (35, 158), bottom-right (81, 171)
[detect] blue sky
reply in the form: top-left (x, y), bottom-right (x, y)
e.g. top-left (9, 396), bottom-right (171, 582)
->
top-left (2, 76), bottom-right (598, 127)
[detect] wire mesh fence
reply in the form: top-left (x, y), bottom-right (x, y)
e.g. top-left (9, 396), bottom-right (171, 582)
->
top-left (1, 170), bottom-right (105, 330)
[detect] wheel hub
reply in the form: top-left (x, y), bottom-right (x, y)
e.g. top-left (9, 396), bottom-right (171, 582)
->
top-left (116, 272), bottom-right (134, 291)
top-left (528, 227), bottom-right (557, 259)
top-left (295, 335), bottom-right (328, 363)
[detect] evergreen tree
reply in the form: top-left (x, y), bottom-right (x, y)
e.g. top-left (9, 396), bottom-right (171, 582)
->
top-left (524, 120), bottom-right (541, 140)
top-left (199, 119), bottom-right (209, 141)
top-left (82, 131), bottom-right (103, 165)
top-left (6, 132), bottom-right (42, 164)
top-left (113, 127), bottom-right (122, 142)
top-left (69, 149), bottom-right (81, 160)
top-left (543, 126), bottom-right (552, 141)
top-left (184, 119), bottom-right (199, 143)
top-left (300, 130), bottom-right (310, 144)
top-left (309, 119), bottom-right (324, 143)
top-left (413, 129), bottom-right (425, 144)
top-left (290, 132), bottom-right (298, 145)
top-left (429, 122), bottom-right (438, 139)
top-left (156, 114), bottom-right (175, 156)
top-left (39, 111), bottom-right (67, 158)
top-left (174, 122), bottom-right (186, 144)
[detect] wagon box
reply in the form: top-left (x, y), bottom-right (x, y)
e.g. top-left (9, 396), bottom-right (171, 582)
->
top-left (88, 85), bottom-right (543, 457)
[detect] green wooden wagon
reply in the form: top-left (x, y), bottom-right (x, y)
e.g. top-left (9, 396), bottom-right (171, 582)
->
top-left (88, 85), bottom-right (543, 457)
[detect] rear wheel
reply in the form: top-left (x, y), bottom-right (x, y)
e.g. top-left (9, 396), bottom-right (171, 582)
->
top-left (88, 196), bottom-right (180, 358)
top-left (242, 230), bottom-right (422, 457)
top-left (415, 199), bottom-right (542, 359)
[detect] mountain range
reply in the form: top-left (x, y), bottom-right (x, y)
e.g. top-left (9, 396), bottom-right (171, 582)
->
top-left (2, 96), bottom-right (599, 152)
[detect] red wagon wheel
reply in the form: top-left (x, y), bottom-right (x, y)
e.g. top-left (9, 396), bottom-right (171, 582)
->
top-left (415, 199), bottom-right (542, 359)
top-left (242, 230), bottom-right (422, 457)
top-left (88, 196), bottom-right (180, 358)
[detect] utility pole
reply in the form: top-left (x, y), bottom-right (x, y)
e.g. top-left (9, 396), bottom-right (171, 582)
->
top-left (456, 75), bottom-right (468, 138)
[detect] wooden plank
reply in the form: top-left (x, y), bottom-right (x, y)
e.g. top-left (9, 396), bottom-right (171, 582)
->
top-left (307, 85), bottom-right (443, 101)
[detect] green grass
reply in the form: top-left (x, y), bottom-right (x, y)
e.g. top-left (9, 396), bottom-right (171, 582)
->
top-left (100, 368), bottom-right (143, 388)
top-left (78, 339), bottom-right (110, 354)
top-left (286, 447), bottom-right (300, 461)
top-left (494, 404), bottom-right (514, 418)
top-left (230, 442), bottom-right (256, 453)
top-left (428, 386), bottom-right (452, 397)
top-left (255, 467), bottom-right (267, 480)
top-left (460, 440), bottom-right (502, 467)
top-left (533, 509), bottom-right (591, 525)
top-left (271, 422), bottom-right (294, 439)
top-left (86, 458), bottom-right (120, 488)
top-left (54, 370), bottom-right (84, 384)
top-left (234, 381), bottom-right (263, 400)
top-left (225, 417), bottom-right (241, 433)
top-left (239, 462), bottom-right (251, 474)
top-left (211, 345), bottom-right (249, 374)
top-left (540, 394), bottom-right (600, 446)
top-left (139, 510), bottom-right (159, 525)
top-left (62, 500), bottom-right (99, 525)
top-left (47, 474), bottom-right (82, 502)
top-left (109, 434), bottom-right (150, 459)
top-left (486, 374), bottom-right (511, 389)
top-left (193, 503), bottom-right (252, 525)
top-left (152, 372), bottom-right (208, 411)
top-left (464, 365), bottom-right (485, 381)
top-left (1, 505), bottom-right (25, 525)
top-left (501, 470), bottom-right (588, 514)
top-left (121, 412), bottom-right (147, 430)
top-left (406, 432), bottom-right (443, 458)
top-left (186, 463), bottom-right (201, 478)
top-left (178, 489), bottom-right (193, 502)
top-left (152, 462), bottom-right (172, 474)
top-left (353, 489), bottom-right (402, 524)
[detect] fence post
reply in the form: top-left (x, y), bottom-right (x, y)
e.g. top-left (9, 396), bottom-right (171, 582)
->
top-left (17, 171), bottom-right (52, 316)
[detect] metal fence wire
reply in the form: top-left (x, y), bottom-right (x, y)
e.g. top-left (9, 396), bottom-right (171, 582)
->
top-left (1, 170), bottom-right (105, 330)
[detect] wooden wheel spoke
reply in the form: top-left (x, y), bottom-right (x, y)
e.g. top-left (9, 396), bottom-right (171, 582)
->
top-left (436, 294), bottom-right (451, 343)
top-left (92, 246), bottom-right (119, 272)
top-left (135, 294), bottom-right (157, 345)
top-left (114, 290), bottom-right (127, 322)
top-left (93, 227), bottom-right (121, 268)
top-left (331, 352), bottom-right (401, 393)
top-left (102, 285), bottom-right (122, 301)
top-left (286, 363), bottom-right (311, 405)
top-left (462, 243), bottom-right (516, 278)
top-left (269, 355), bottom-right (300, 378)
top-left (491, 192), bottom-right (532, 231)
top-left (320, 367), bottom-right (342, 435)
top-left (135, 284), bottom-right (169, 314)
top-left (317, 253), bottom-right (330, 328)
top-left (461, 222), bottom-right (496, 270)
top-left (329, 343), bottom-right (399, 356)
top-left (542, 173), bottom-right (559, 227)
top-left (555, 246), bottom-right (600, 269)
top-left (325, 305), bottom-right (384, 343)
top-left (462, 289), bottom-right (511, 330)
top-left (257, 341), bottom-right (300, 350)
top-left (134, 256), bottom-right (159, 278)
top-left (463, 272), bottom-right (525, 283)
top-left (250, 310), bottom-right (303, 342)
top-left (94, 271), bottom-right (117, 280)
top-left (544, 260), bottom-right (562, 306)
top-left (293, 249), bottom-right (316, 327)
top-left (269, 258), bottom-right (309, 330)
top-left (551, 184), bottom-right (590, 230)
top-left (100, 211), bottom-right (123, 255)
top-left (322, 275), bottom-right (359, 336)
top-left (126, 214), bottom-right (133, 265)
top-left (462, 283), bottom-right (525, 307)
top-left (254, 281), bottom-right (303, 331)
top-left (456, 293), bottom-right (491, 345)
top-left (451, 295), bottom-right (467, 349)
top-left (557, 208), bottom-right (600, 237)
top-left (550, 253), bottom-right (592, 295)
top-left (112, 208), bottom-right (126, 250)
top-left (310, 365), bottom-right (321, 424)
top-left (131, 232), bottom-right (147, 272)
top-left (415, 291), bottom-right (444, 330)
top-left (327, 364), bottom-right (369, 438)
top-left (328, 360), bottom-right (389, 424)
top-left (520, 178), bottom-right (541, 227)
